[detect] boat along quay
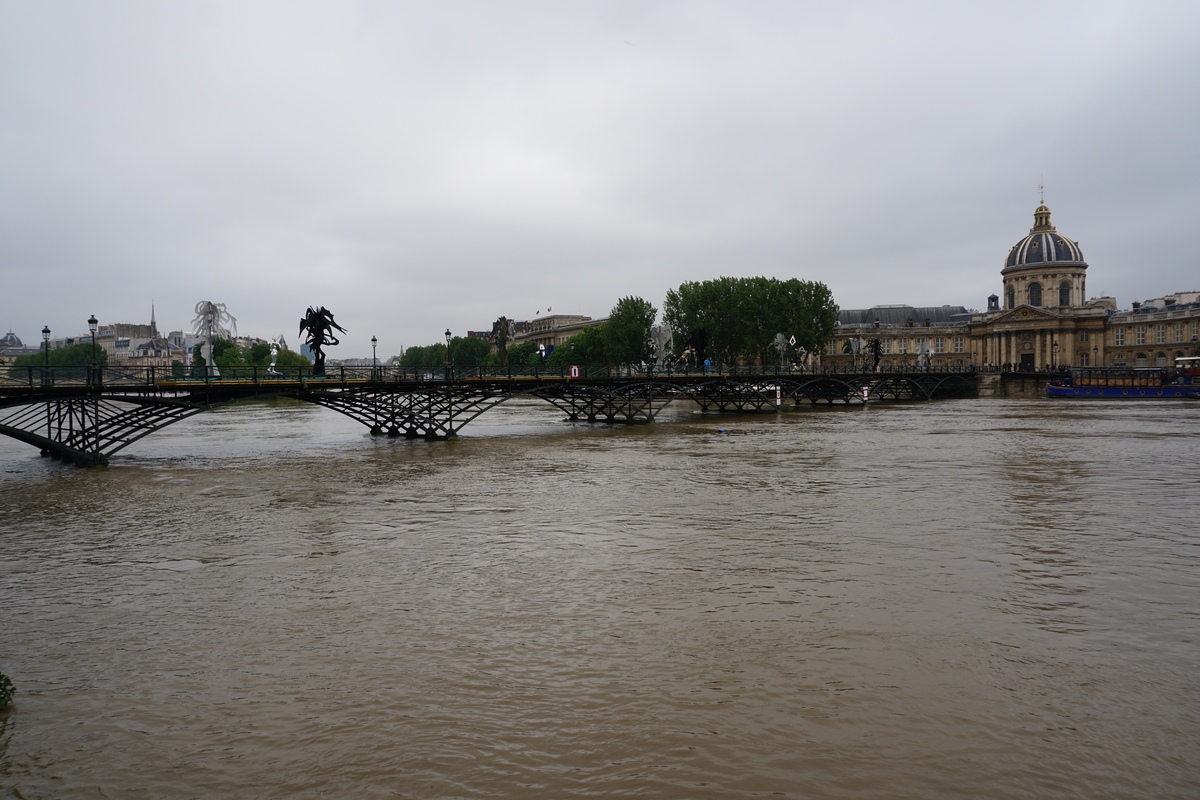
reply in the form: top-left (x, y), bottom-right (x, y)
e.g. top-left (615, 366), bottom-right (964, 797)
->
top-left (0, 364), bottom-right (976, 466)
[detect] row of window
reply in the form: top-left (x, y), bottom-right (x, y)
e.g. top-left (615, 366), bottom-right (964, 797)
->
top-left (842, 337), bottom-right (966, 355)
top-left (1122, 352), bottom-right (1191, 368)
top-left (1112, 321), bottom-right (1199, 346)
top-left (1007, 281), bottom-right (1071, 308)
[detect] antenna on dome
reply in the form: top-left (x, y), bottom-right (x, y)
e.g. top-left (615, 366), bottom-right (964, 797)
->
top-left (1038, 176), bottom-right (1044, 204)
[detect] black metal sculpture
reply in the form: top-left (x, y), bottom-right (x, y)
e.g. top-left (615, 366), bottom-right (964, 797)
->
top-left (299, 306), bottom-right (347, 376)
top-left (867, 338), bottom-right (884, 371)
top-left (684, 328), bottom-right (708, 367)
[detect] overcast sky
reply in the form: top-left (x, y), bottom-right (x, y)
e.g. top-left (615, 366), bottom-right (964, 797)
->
top-left (2, 0), bottom-right (1198, 357)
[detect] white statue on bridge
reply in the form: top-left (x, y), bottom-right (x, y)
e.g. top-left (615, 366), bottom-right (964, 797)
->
top-left (649, 324), bottom-right (673, 366)
top-left (191, 301), bottom-right (237, 378)
top-left (267, 335), bottom-right (282, 375)
top-left (916, 340), bottom-right (933, 369)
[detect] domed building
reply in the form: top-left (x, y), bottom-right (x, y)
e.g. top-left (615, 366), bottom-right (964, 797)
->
top-left (1001, 203), bottom-right (1088, 310)
top-left (829, 202), bottom-right (1128, 372)
top-left (827, 200), bottom-right (1199, 374)
top-left (976, 202), bottom-right (1113, 370)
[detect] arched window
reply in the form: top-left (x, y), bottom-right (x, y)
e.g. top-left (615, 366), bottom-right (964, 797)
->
top-left (1028, 282), bottom-right (1042, 307)
top-left (1007, 286), bottom-right (1015, 309)
top-left (1136, 353), bottom-right (1148, 367)
top-left (1156, 352), bottom-right (1168, 367)
top-left (1059, 282), bottom-right (1070, 306)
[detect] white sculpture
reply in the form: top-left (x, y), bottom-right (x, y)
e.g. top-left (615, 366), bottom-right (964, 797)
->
top-left (267, 335), bottom-right (282, 375)
top-left (190, 301), bottom-right (237, 377)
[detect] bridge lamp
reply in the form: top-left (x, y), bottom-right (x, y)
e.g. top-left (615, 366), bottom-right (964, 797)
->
top-left (88, 315), bottom-right (98, 367)
top-left (42, 325), bottom-right (50, 365)
top-left (371, 335), bottom-right (377, 370)
top-left (444, 329), bottom-right (451, 369)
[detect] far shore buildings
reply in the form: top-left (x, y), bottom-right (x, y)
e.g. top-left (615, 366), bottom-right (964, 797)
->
top-left (468, 314), bottom-right (608, 352)
top-left (827, 203), bottom-right (1200, 370)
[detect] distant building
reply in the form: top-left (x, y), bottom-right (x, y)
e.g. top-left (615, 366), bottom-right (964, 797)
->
top-left (126, 337), bottom-right (183, 368)
top-left (0, 330), bottom-right (39, 359)
top-left (827, 203), bottom-right (1200, 370)
top-left (512, 314), bottom-right (605, 349)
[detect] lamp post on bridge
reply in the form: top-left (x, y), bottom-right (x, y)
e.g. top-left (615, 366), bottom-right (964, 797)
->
top-left (371, 335), bottom-right (377, 379)
top-left (88, 315), bottom-right (98, 385)
top-left (87, 314), bottom-right (100, 462)
top-left (444, 328), bottom-right (451, 379)
top-left (42, 325), bottom-right (51, 385)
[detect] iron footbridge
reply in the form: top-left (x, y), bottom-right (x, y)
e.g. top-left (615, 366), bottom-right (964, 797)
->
top-left (0, 365), bottom-right (977, 466)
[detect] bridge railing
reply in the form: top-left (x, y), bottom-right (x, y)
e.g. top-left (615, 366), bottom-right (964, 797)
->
top-left (2, 362), bottom-right (979, 388)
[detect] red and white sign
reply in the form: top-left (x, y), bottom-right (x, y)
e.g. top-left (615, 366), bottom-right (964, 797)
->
top-left (569, 365), bottom-right (581, 378)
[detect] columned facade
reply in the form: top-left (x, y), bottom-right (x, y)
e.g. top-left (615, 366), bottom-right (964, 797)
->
top-left (825, 203), bottom-right (1199, 371)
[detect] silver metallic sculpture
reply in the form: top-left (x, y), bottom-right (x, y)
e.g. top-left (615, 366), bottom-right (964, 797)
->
top-left (267, 335), bottom-right (282, 375)
top-left (190, 301), bottom-right (237, 377)
top-left (773, 333), bottom-right (789, 365)
top-left (916, 340), bottom-right (933, 369)
top-left (649, 324), bottom-right (673, 366)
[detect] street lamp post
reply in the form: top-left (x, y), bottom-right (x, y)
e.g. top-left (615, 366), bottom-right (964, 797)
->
top-left (88, 315), bottom-right (98, 382)
top-left (1093, 344), bottom-right (1098, 366)
top-left (87, 314), bottom-right (100, 462)
top-left (42, 325), bottom-right (51, 384)
top-left (444, 329), bottom-right (451, 379)
top-left (1051, 340), bottom-right (1058, 370)
top-left (371, 335), bottom-right (378, 379)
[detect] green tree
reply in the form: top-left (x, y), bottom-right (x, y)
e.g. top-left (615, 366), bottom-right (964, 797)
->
top-left (274, 349), bottom-right (310, 367)
top-left (449, 336), bottom-right (491, 366)
top-left (191, 337), bottom-right (243, 367)
top-left (663, 277), bottom-right (838, 365)
top-left (508, 341), bottom-right (539, 367)
top-left (400, 344), bottom-right (445, 369)
top-left (603, 296), bottom-right (657, 368)
top-left (13, 342), bottom-right (107, 368)
top-left (246, 342), bottom-right (272, 366)
top-left (543, 325), bottom-right (609, 367)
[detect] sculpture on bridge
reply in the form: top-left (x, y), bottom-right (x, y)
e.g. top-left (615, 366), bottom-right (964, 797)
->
top-left (916, 340), bottom-right (933, 369)
top-left (491, 316), bottom-right (515, 367)
top-left (678, 328), bottom-right (707, 368)
top-left (866, 338), bottom-right (884, 372)
top-left (842, 337), bottom-right (864, 371)
top-left (191, 301), bottom-right (238, 378)
top-left (649, 324), bottom-right (673, 368)
top-left (267, 335), bottom-right (283, 375)
top-left (773, 333), bottom-right (790, 366)
top-left (299, 306), bottom-right (347, 376)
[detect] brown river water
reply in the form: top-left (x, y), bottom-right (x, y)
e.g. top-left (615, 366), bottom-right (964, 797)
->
top-left (1, 396), bottom-right (1198, 799)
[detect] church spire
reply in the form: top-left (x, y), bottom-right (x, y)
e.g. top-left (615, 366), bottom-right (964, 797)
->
top-left (151, 302), bottom-right (158, 338)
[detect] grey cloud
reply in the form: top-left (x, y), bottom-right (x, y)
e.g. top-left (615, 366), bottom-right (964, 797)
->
top-left (2, 1), bottom-right (1198, 353)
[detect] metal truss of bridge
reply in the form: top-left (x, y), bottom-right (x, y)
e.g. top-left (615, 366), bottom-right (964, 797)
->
top-left (0, 365), bottom-right (976, 466)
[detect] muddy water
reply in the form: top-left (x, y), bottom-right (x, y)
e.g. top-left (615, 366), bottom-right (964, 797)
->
top-left (1, 398), bottom-right (1198, 798)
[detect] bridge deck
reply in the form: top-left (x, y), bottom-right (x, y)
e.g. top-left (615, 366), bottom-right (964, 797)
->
top-left (1, 365), bottom-right (979, 466)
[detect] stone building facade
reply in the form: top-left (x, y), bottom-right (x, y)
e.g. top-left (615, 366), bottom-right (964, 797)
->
top-left (828, 204), bottom-right (1200, 370)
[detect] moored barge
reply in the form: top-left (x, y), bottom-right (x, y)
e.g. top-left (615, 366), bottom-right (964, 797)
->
top-left (1047, 357), bottom-right (1200, 399)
